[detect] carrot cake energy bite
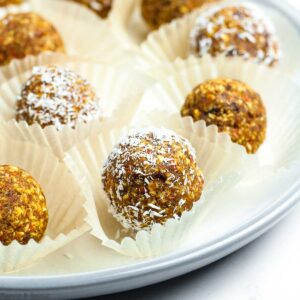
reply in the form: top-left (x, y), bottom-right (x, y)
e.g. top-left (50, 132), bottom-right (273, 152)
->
top-left (102, 128), bottom-right (204, 231)
top-left (181, 78), bottom-right (267, 154)
top-left (0, 165), bottom-right (48, 246)
top-left (70, 0), bottom-right (113, 18)
top-left (16, 66), bottom-right (101, 130)
top-left (0, 12), bottom-right (64, 66)
top-left (190, 5), bottom-right (280, 66)
top-left (141, 0), bottom-right (217, 30)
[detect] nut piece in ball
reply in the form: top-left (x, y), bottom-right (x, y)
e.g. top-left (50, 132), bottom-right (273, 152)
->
top-left (0, 0), bottom-right (23, 6)
top-left (190, 5), bottom-right (279, 66)
top-left (141, 0), bottom-right (218, 30)
top-left (102, 128), bottom-right (204, 231)
top-left (0, 13), bottom-right (65, 66)
top-left (70, 0), bottom-right (112, 18)
top-left (181, 78), bottom-right (266, 154)
top-left (16, 65), bottom-right (101, 131)
top-left (0, 165), bottom-right (48, 246)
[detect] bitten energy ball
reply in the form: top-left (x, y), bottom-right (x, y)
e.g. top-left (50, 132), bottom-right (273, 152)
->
top-left (16, 66), bottom-right (101, 130)
top-left (70, 0), bottom-right (112, 18)
top-left (181, 79), bottom-right (267, 154)
top-left (0, 0), bottom-right (22, 6)
top-left (141, 0), bottom-right (217, 30)
top-left (102, 128), bottom-right (204, 231)
top-left (0, 12), bottom-right (64, 66)
top-left (190, 5), bottom-right (279, 66)
top-left (0, 165), bottom-right (48, 246)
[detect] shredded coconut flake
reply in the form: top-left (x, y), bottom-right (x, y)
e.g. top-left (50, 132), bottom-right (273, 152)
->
top-left (16, 65), bottom-right (101, 130)
top-left (102, 127), bottom-right (204, 231)
top-left (190, 4), bottom-right (279, 66)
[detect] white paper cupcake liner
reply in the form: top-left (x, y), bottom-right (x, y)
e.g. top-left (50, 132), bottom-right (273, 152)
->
top-left (0, 52), bottom-right (91, 81)
top-left (139, 55), bottom-right (300, 170)
top-left (0, 138), bottom-right (90, 273)
top-left (109, 0), bottom-right (144, 47)
top-left (139, 1), bottom-right (300, 79)
top-left (109, 0), bottom-right (143, 48)
top-left (64, 112), bottom-right (256, 258)
top-left (0, 0), bottom-right (133, 67)
top-left (109, 0), bottom-right (217, 47)
top-left (0, 53), bottom-right (154, 159)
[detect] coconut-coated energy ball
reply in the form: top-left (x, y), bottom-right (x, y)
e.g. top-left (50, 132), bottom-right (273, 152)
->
top-left (16, 66), bottom-right (101, 131)
top-left (70, 0), bottom-right (112, 18)
top-left (0, 165), bottom-right (48, 246)
top-left (0, 0), bottom-right (22, 6)
top-left (181, 79), bottom-right (266, 154)
top-left (102, 128), bottom-right (204, 231)
top-left (190, 5), bottom-right (279, 66)
top-left (0, 12), bottom-right (64, 66)
top-left (141, 0), bottom-right (217, 30)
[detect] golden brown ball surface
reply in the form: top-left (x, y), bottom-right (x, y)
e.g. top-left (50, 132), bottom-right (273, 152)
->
top-left (0, 165), bottom-right (48, 246)
top-left (16, 66), bottom-right (101, 131)
top-left (102, 128), bottom-right (204, 231)
top-left (181, 79), bottom-right (266, 154)
top-left (0, 0), bottom-right (22, 6)
top-left (0, 12), bottom-right (64, 66)
top-left (70, 0), bottom-right (112, 18)
top-left (141, 0), bottom-right (217, 30)
top-left (190, 5), bottom-right (279, 66)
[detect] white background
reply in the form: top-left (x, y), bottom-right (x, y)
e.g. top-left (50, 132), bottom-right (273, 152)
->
top-left (96, 1), bottom-right (300, 299)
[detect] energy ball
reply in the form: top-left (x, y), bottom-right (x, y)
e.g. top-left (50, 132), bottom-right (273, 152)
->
top-left (190, 5), bottom-right (279, 66)
top-left (0, 165), bottom-right (48, 246)
top-left (0, 0), bottom-right (23, 6)
top-left (102, 128), bottom-right (204, 231)
top-left (181, 78), bottom-right (267, 154)
top-left (16, 66), bottom-right (101, 131)
top-left (0, 12), bottom-right (64, 66)
top-left (141, 0), bottom-right (217, 30)
top-left (70, 0), bottom-right (112, 18)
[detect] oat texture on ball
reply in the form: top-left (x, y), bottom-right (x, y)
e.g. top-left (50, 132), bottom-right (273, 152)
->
top-left (102, 128), bottom-right (204, 232)
top-left (0, 165), bottom-right (48, 246)
top-left (0, 13), bottom-right (65, 66)
top-left (181, 78), bottom-right (267, 154)
top-left (70, 0), bottom-right (112, 18)
top-left (141, 0), bottom-right (218, 30)
top-left (190, 5), bottom-right (279, 66)
top-left (16, 65), bottom-right (101, 131)
top-left (0, 0), bottom-right (22, 6)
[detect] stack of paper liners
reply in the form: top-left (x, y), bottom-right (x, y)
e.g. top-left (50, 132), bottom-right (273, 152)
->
top-left (0, 0), bottom-right (133, 66)
top-left (140, 55), bottom-right (300, 169)
top-left (0, 139), bottom-right (90, 273)
top-left (0, 53), bottom-right (154, 159)
top-left (64, 112), bottom-right (256, 258)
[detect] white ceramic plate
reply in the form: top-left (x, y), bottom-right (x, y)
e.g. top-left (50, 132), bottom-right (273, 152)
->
top-left (0, 0), bottom-right (300, 298)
